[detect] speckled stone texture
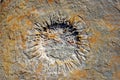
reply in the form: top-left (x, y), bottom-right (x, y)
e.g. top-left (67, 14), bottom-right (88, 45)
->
top-left (0, 0), bottom-right (120, 80)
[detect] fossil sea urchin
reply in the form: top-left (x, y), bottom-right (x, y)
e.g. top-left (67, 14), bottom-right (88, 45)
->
top-left (23, 11), bottom-right (90, 75)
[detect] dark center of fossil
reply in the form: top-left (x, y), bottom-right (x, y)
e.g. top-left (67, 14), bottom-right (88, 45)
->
top-left (41, 22), bottom-right (79, 60)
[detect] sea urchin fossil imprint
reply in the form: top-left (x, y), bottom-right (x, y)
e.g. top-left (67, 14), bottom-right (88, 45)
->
top-left (23, 12), bottom-right (90, 74)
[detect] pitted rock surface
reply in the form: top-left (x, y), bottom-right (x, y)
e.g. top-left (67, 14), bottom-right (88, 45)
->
top-left (0, 0), bottom-right (120, 80)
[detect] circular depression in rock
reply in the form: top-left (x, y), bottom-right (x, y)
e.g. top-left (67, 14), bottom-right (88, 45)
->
top-left (24, 14), bottom-right (90, 75)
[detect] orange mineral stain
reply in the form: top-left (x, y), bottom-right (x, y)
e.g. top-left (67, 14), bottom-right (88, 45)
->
top-left (26, 19), bottom-right (32, 26)
top-left (17, 15), bottom-right (25, 21)
top-left (110, 56), bottom-right (120, 66)
top-left (47, 33), bottom-right (57, 39)
top-left (69, 15), bottom-right (81, 24)
top-left (25, 0), bottom-right (29, 3)
top-left (2, 0), bottom-right (11, 8)
top-left (36, 63), bottom-right (43, 74)
top-left (70, 70), bottom-right (87, 79)
top-left (113, 71), bottom-right (120, 80)
top-left (10, 23), bottom-right (20, 32)
top-left (89, 29), bottom-right (101, 44)
top-left (7, 15), bottom-right (15, 22)
top-left (48, 0), bottom-right (54, 4)
top-left (2, 40), bottom-right (12, 75)
top-left (107, 56), bottom-right (120, 74)
top-left (21, 32), bottom-right (27, 49)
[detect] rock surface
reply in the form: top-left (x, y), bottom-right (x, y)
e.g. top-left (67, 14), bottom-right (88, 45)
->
top-left (0, 0), bottom-right (120, 80)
